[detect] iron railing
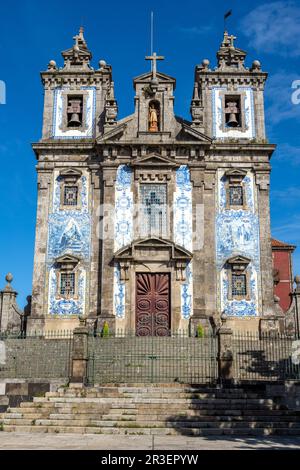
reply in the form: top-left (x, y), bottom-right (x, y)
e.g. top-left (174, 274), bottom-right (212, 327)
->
top-left (233, 332), bottom-right (300, 382)
top-left (0, 330), bottom-right (73, 379)
top-left (87, 330), bottom-right (218, 385)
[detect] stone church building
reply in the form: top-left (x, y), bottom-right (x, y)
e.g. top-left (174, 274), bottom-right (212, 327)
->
top-left (25, 28), bottom-right (282, 335)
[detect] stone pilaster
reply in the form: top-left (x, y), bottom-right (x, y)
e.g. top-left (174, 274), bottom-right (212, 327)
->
top-left (99, 166), bottom-right (117, 330)
top-left (256, 171), bottom-right (276, 315)
top-left (88, 167), bottom-right (102, 321)
top-left (70, 319), bottom-right (89, 384)
top-left (27, 170), bottom-right (51, 333)
top-left (203, 170), bottom-right (217, 319)
top-left (190, 167), bottom-right (208, 331)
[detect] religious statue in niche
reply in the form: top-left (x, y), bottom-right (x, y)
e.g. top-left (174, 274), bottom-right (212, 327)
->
top-left (149, 102), bottom-right (160, 132)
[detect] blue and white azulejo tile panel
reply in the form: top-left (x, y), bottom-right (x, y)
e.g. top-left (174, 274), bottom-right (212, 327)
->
top-left (220, 265), bottom-right (259, 317)
top-left (216, 170), bottom-right (261, 316)
top-left (113, 165), bottom-right (133, 319)
top-left (48, 267), bottom-right (86, 315)
top-left (114, 264), bottom-right (125, 319)
top-left (174, 165), bottom-right (193, 319)
top-left (47, 171), bottom-right (91, 315)
top-left (47, 174), bottom-right (91, 261)
top-left (114, 165), bottom-right (134, 252)
top-left (52, 86), bottom-right (96, 139)
top-left (174, 165), bottom-right (193, 252)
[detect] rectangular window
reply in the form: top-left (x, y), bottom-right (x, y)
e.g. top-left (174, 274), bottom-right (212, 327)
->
top-left (60, 273), bottom-right (75, 297)
top-left (140, 184), bottom-right (167, 237)
top-left (229, 186), bottom-right (243, 206)
top-left (64, 186), bottom-right (78, 206)
top-left (232, 274), bottom-right (247, 297)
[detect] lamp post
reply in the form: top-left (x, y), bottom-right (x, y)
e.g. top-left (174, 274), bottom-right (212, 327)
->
top-left (293, 275), bottom-right (300, 339)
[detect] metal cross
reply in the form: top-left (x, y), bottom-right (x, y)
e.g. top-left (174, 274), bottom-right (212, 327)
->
top-left (145, 52), bottom-right (164, 79)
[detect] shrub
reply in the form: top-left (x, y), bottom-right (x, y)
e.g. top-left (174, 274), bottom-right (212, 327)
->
top-left (101, 321), bottom-right (110, 337)
top-left (196, 324), bottom-right (204, 338)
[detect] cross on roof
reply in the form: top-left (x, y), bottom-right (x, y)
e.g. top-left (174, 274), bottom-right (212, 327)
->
top-left (145, 52), bottom-right (165, 79)
top-left (73, 27), bottom-right (86, 49)
top-left (222, 31), bottom-right (237, 49)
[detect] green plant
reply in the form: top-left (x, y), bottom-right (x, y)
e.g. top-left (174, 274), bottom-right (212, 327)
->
top-left (101, 321), bottom-right (110, 338)
top-left (196, 324), bottom-right (204, 338)
top-left (0, 422), bottom-right (3, 431)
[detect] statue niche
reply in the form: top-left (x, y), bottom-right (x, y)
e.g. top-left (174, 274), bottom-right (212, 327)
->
top-left (148, 100), bottom-right (160, 132)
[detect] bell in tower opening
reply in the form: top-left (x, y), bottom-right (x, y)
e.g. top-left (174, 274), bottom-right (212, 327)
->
top-left (148, 100), bottom-right (160, 132)
top-left (67, 96), bottom-right (83, 127)
top-left (225, 98), bottom-right (240, 128)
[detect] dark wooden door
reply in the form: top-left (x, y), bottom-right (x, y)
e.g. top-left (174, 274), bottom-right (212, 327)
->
top-left (136, 273), bottom-right (170, 336)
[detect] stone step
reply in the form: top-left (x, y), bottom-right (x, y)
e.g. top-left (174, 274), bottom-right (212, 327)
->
top-left (3, 407), bottom-right (299, 419)
top-left (2, 424), bottom-right (300, 436)
top-left (3, 415), bottom-right (300, 429)
top-left (38, 396), bottom-right (274, 405)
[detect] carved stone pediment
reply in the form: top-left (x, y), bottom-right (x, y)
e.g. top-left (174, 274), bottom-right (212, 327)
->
top-left (114, 237), bottom-right (192, 281)
top-left (133, 71), bottom-right (176, 86)
top-left (227, 255), bottom-right (250, 272)
top-left (132, 153), bottom-right (177, 167)
top-left (59, 168), bottom-right (82, 184)
top-left (55, 254), bottom-right (80, 270)
top-left (224, 168), bottom-right (247, 184)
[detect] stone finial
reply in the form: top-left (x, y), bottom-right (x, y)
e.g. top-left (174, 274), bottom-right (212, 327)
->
top-left (47, 60), bottom-right (57, 71)
top-left (4, 273), bottom-right (13, 291)
top-left (295, 275), bottom-right (300, 293)
top-left (201, 59), bottom-right (210, 70)
top-left (98, 59), bottom-right (107, 70)
top-left (251, 60), bottom-right (261, 71)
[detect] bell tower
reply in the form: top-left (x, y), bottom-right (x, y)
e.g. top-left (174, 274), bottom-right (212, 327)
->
top-left (132, 52), bottom-right (177, 138)
top-left (191, 31), bottom-right (267, 141)
top-left (28, 28), bottom-right (114, 333)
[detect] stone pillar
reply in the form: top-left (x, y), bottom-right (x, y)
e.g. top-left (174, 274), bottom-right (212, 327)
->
top-left (98, 166), bottom-right (117, 331)
top-left (70, 319), bottom-right (89, 384)
top-left (218, 319), bottom-right (234, 384)
top-left (203, 171), bottom-right (217, 319)
top-left (190, 167), bottom-right (205, 314)
top-left (256, 172), bottom-right (276, 315)
top-left (283, 276), bottom-right (300, 337)
top-left (27, 170), bottom-right (51, 333)
top-left (88, 166), bottom-right (102, 323)
top-left (0, 274), bottom-right (21, 333)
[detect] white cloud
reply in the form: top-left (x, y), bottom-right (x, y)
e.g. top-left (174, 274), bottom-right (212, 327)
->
top-left (272, 186), bottom-right (300, 201)
top-left (265, 72), bottom-right (300, 125)
top-left (272, 215), bottom-right (300, 243)
top-left (240, 2), bottom-right (300, 57)
top-left (274, 143), bottom-right (300, 165)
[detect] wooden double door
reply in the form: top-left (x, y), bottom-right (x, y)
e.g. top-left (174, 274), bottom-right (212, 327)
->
top-left (136, 273), bottom-right (170, 336)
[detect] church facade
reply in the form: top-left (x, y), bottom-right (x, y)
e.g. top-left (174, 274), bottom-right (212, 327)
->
top-left (28, 29), bottom-right (279, 335)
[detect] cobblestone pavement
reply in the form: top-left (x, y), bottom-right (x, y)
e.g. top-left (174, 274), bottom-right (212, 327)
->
top-left (0, 433), bottom-right (300, 450)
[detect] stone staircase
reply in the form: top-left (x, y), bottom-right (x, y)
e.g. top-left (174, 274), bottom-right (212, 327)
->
top-left (1, 384), bottom-right (300, 436)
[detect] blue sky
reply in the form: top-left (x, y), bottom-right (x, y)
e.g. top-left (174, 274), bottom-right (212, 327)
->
top-left (0, 0), bottom-right (299, 307)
